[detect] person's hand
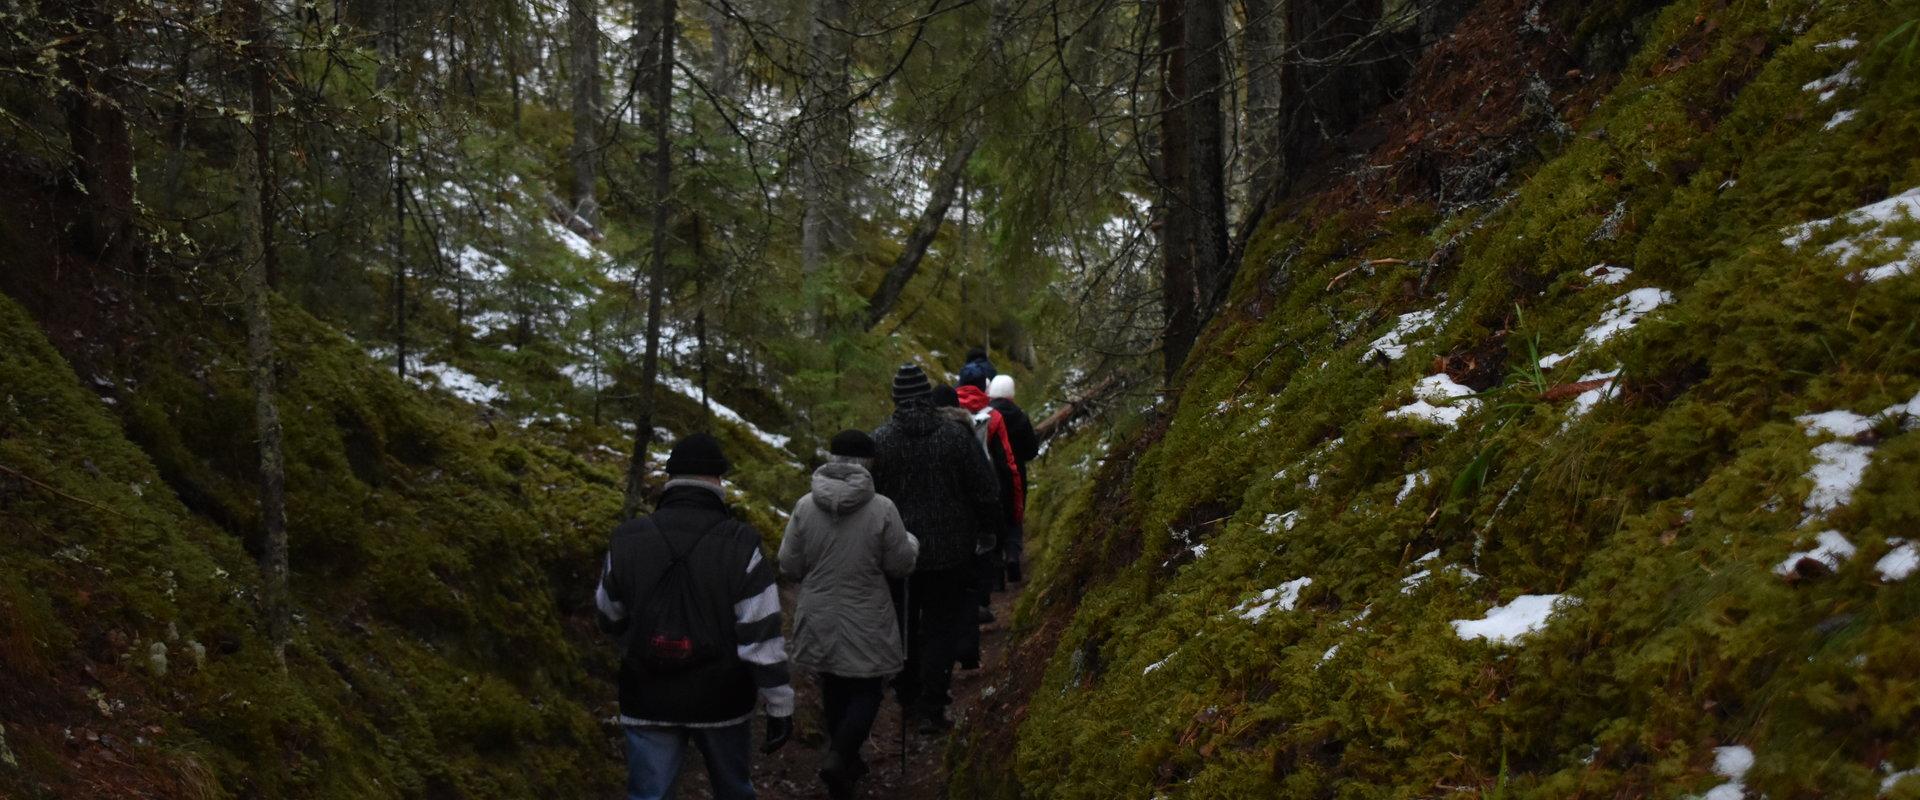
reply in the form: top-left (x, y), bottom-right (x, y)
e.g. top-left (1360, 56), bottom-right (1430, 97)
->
top-left (761, 713), bottom-right (792, 754)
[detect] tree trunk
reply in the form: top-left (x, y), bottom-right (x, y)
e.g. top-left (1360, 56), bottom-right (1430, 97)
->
top-left (1240, 0), bottom-right (1283, 204)
top-left (1278, 0), bottom-right (1395, 191)
top-left (800, 0), bottom-right (852, 331)
top-left (53, 0), bottom-right (136, 267)
top-left (862, 134), bottom-right (979, 331)
top-left (1185, 0), bottom-right (1232, 311)
top-left (568, 0), bottom-right (601, 227)
top-left (230, 0), bottom-right (290, 662)
top-left (623, 0), bottom-right (675, 519)
top-left (1157, 0), bottom-right (1198, 384)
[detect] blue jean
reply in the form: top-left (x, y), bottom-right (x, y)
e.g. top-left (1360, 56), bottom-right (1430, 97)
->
top-left (624, 722), bottom-right (755, 800)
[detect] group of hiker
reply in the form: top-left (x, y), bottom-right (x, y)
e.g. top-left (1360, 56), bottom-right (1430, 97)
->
top-left (595, 347), bottom-right (1039, 800)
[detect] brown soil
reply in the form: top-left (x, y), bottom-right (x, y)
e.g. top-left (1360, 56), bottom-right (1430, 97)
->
top-left (655, 583), bottom-right (1025, 800)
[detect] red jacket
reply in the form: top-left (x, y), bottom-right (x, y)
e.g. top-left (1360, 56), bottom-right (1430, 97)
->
top-left (956, 385), bottom-right (1025, 524)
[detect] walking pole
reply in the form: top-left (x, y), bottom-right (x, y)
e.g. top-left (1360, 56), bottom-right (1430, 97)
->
top-left (900, 576), bottom-right (910, 773)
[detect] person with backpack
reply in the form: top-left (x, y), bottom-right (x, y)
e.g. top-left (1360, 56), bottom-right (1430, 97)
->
top-left (957, 347), bottom-right (997, 390)
top-left (931, 384), bottom-right (994, 668)
top-left (987, 375), bottom-right (1039, 583)
top-left (594, 433), bottom-right (794, 800)
top-left (955, 381), bottom-right (1024, 622)
top-left (871, 364), bottom-right (1001, 733)
top-left (778, 430), bottom-right (919, 799)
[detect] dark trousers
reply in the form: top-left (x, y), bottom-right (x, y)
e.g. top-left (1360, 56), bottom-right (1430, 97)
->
top-left (820, 674), bottom-right (884, 770)
top-left (623, 722), bottom-right (754, 800)
top-left (891, 567), bottom-right (972, 712)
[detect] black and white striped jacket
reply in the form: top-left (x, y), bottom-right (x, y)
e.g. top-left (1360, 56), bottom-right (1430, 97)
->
top-left (596, 480), bottom-right (794, 726)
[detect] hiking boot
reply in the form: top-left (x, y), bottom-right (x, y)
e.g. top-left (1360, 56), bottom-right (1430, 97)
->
top-left (820, 752), bottom-right (856, 800)
top-left (916, 707), bottom-right (952, 735)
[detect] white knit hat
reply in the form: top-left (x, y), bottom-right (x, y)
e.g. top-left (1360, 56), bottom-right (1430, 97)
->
top-left (988, 374), bottom-right (1016, 400)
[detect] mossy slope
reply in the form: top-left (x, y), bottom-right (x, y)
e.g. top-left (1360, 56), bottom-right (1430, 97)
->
top-left (0, 283), bottom-right (636, 798)
top-left (988, 1), bottom-right (1920, 798)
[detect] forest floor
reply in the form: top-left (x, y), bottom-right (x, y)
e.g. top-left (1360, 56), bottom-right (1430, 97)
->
top-left (652, 582), bottom-right (1023, 800)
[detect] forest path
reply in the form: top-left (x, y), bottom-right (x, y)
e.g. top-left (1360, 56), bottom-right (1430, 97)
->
top-left (654, 580), bottom-right (1023, 799)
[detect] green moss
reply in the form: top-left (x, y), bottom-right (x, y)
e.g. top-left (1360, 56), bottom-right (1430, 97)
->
top-left (973, 1), bottom-right (1920, 797)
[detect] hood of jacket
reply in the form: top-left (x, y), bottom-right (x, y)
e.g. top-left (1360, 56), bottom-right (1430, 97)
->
top-left (810, 461), bottom-right (876, 515)
top-left (955, 384), bottom-right (992, 413)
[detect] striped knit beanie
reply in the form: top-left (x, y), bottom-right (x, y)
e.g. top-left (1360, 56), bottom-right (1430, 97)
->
top-left (892, 363), bottom-right (933, 405)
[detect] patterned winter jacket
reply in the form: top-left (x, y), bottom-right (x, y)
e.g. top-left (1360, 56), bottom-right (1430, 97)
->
top-left (871, 403), bottom-right (1002, 572)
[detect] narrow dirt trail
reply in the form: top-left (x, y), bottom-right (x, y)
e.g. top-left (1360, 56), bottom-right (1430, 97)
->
top-left (657, 583), bottom-right (1022, 799)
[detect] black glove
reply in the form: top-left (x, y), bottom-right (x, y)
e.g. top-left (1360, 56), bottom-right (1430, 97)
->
top-left (761, 714), bottom-right (792, 754)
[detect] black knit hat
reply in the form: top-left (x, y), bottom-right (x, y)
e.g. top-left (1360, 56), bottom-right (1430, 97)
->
top-left (664, 432), bottom-right (730, 476)
top-left (931, 384), bottom-right (960, 409)
top-left (828, 429), bottom-right (876, 460)
top-left (891, 363), bottom-right (932, 405)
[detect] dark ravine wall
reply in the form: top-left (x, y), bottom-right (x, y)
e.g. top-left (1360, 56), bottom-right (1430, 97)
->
top-left (956, 0), bottom-right (1920, 797)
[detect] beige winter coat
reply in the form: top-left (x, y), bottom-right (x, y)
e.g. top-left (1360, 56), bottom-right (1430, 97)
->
top-left (778, 462), bottom-right (919, 678)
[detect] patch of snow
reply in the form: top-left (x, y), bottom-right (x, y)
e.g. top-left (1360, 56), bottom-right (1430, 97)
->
top-left (1783, 188), bottom-right (1920, 282)
top-left (1696, 745), bottom-right (1754, 800)
top-left (1815, 38), bottom-right (1860, 51)
top-left (1362, 306), bottom-right (1445, 363)
top-left (1876, 539), bottom-right (1917, 582)
top-left (658, 375), bottom-right (791, 449)
top-left (1414, 373), bottom-right (1476, 402)
top-left (1396, 471), bottom-right (1429, 505)
top-left (1884, 762), bottom-right (1919, 794)
top-left (1261, 511), bottom-right (1300, 534)
top-left (1400, 570), bottom-right (1432, 593)
top-left (1237, 577), bottom-right (1313, 622)
top-left (1389, 374), bottom-right (1482, 428)
top-left (1451, 594), bottom-right (1576, 645)
top-left (543, 219), bottom-right (602, 261)
top-left (1306, 473), bottom-right (1321, 490)
top-left (1584, 263), bottom-right (1632, 285)
top-left (1824, 109), bottom-right (1859, 130)
top-left (1537, 351), bottom-right (1571, 370)
top-left (1320, 644), bottom-right (1340, 663)
top-left (1388, 400), bottom-right (1471, 427)
top-left (1582, 288), bottom-right (1674, 346)
top-left (1803, 61), bottom-right (1859, 102)
top-left (1803, 441), bottom-right (1871, 520)
top-left (1567, 369), bottom-right (1623, 419)
top-left (1143, 653), bottom-right (1173, 675)
top-left (1797, 409), bottom-right (1877, 438)
top-left (1774, 530), bottom-right (1857, 576)
top-left (1414, 549), bottom-right (1440, 564)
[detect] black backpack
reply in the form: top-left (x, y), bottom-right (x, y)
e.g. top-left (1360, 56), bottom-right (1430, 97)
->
top-left (624, 517), bottom-right (734, 674)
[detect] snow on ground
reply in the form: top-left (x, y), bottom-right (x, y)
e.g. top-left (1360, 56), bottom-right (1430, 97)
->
top-left (1803, 61), bottom-right (1859, 102)
top-left (1885, 763), bottom-right (1919, 794)
top-left (1362, 305), bottom-right (1446, 363)
top-left (1802, 441), bottom-right (1872, 521)
top-left (1395, 471), bottom-right (1429, 505)
top-left (1143, 652), bottom-right (1175, 675)
top-left (1567, 369), bottom-right (1623, 420)
top-left (1584, 263), bottom-right (1632, 285)
top-left (366, 347), bottom-right (505, 406)
top-left (1582, 288), bottom-right (1674, 346)
top-left (1815, 37), bottom-right (1860, 51)
top-left (1236, 577), bottom-right (1312, 622)
top-left (658, 375), bottom-right (792, 450)
top-left (1783, 187), bottom-right (1920, 282)
top-left (1537, 350), bottom-right (1571, 370)
top-left (1261, 510), bottom-right (1301, 534)
top-left (1696, 745), bottom-right (1755, 800)
top-left (542, 219), bottom-right (602, 261)
top-left (1451, 594), bottom-right (1575, 645)
top-left (1876, 539), bottom-right (1917, 582)
top-left (1824, 109), bottom-right (1859, 130)
top-left (1774, 530), bottom-right (1856, 576)
top-left (1388, 373), bottom-right (1482, 428)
